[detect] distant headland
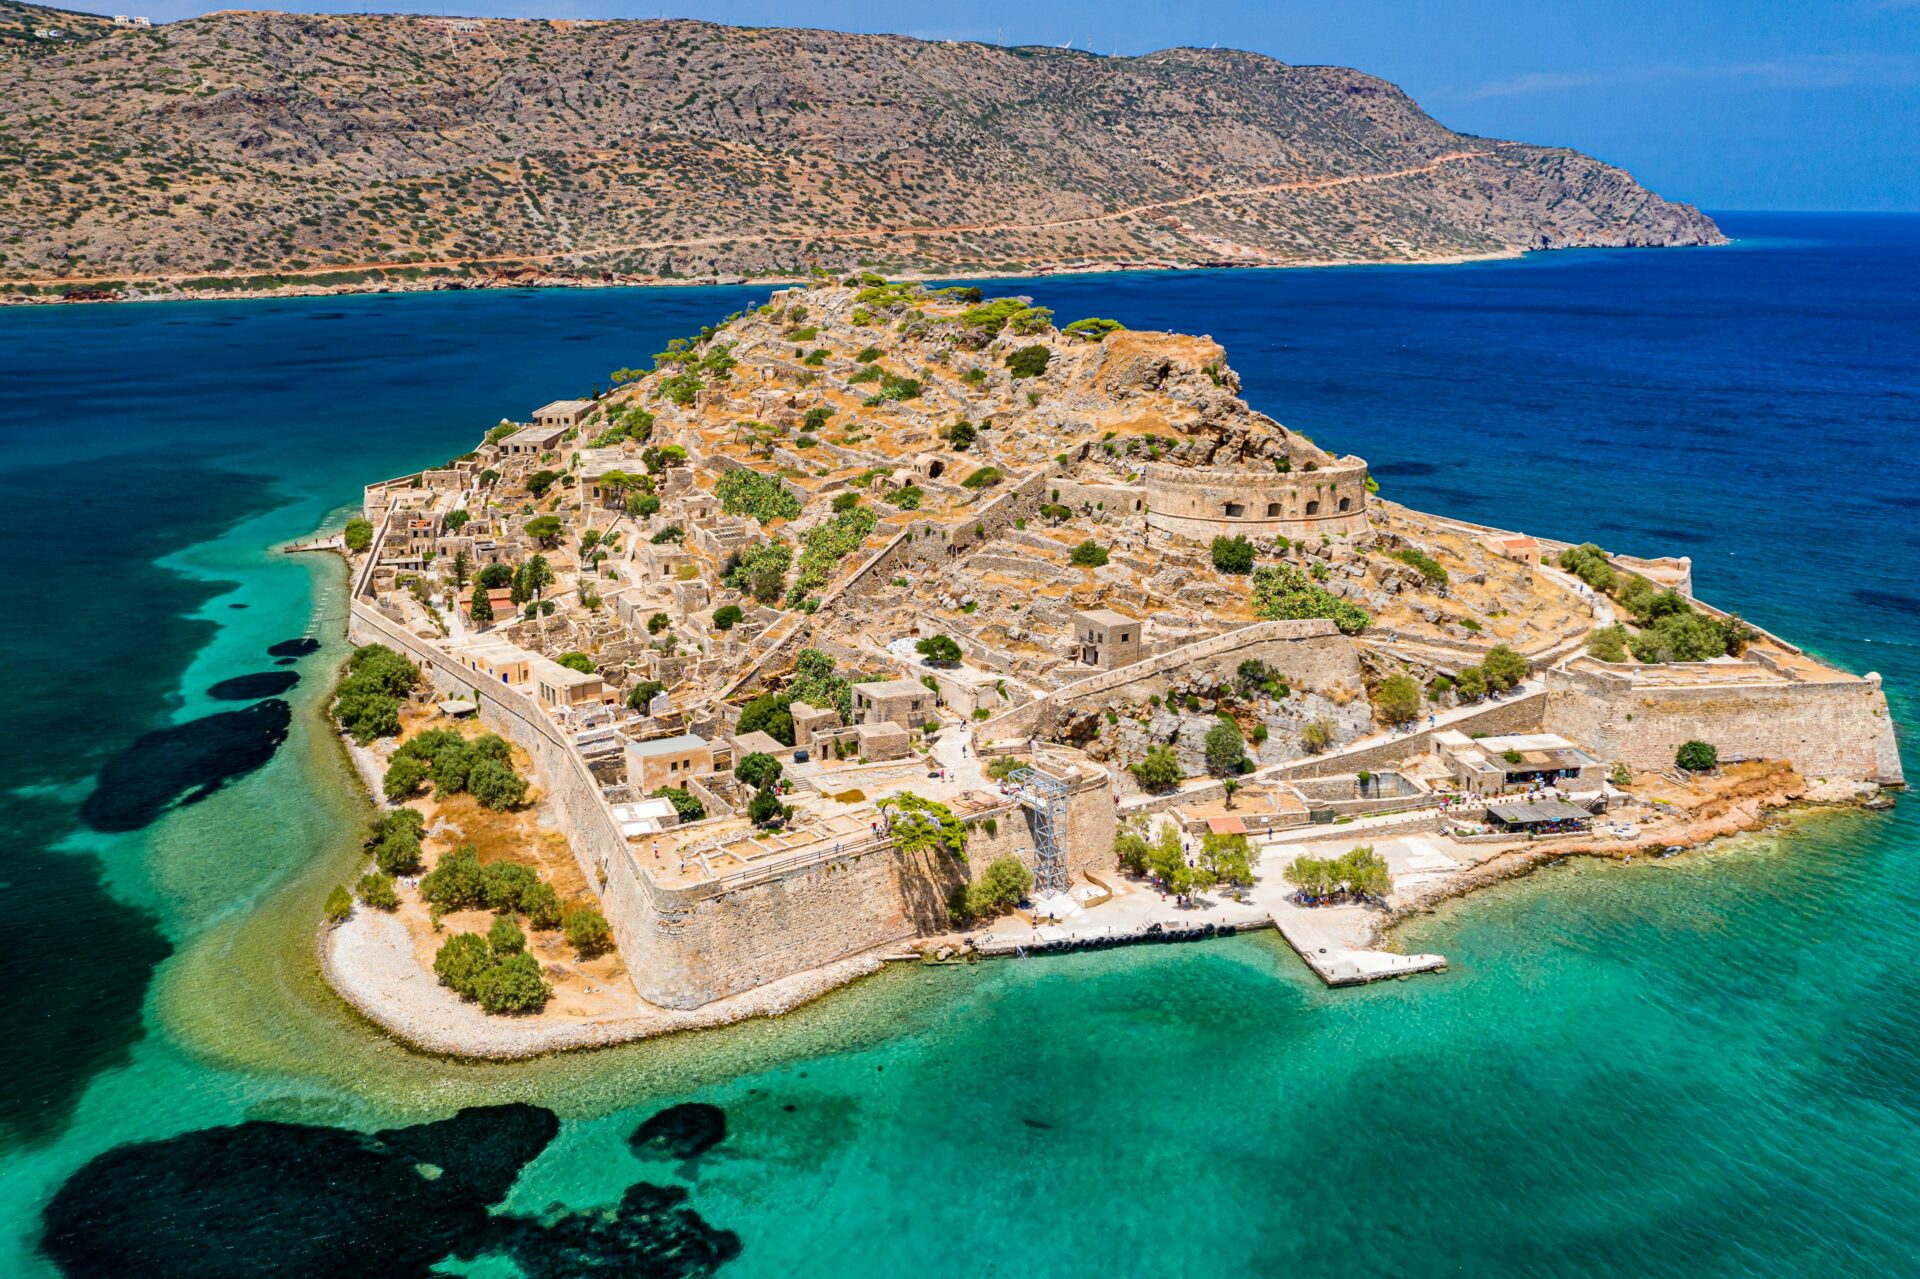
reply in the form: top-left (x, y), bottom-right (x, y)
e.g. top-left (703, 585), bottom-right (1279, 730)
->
top-left (0, 4), bottom-right (1722, 304)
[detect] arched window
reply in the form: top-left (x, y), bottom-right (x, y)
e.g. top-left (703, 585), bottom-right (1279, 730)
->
top-left (927, 460), bottom-right (945, 479)
top-left (1266, 502), bottom-right (1282, 517)
top-left (1305, 500), bottom-right (1320, 516)
top-left (1338, 496), bottom-right (1351, 512)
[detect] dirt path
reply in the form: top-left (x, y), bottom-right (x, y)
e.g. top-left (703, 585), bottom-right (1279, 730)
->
top-left (12, 149), bottom-right (1497, 290)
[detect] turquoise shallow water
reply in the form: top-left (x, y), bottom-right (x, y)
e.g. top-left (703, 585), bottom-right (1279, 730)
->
top-left (1, 213), bottom-right (1917, 1276)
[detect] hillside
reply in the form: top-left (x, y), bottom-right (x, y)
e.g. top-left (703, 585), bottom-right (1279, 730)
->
top-left (0, 6), bottom-right (1724, 298)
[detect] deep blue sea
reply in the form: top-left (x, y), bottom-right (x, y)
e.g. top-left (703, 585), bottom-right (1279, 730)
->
top-left (2, 212), bottom-right (1917, 1276)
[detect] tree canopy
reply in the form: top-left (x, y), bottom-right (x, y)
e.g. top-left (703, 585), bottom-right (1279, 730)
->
top-left (881, 792), bottom-right (968, 861)
top-left (1130, 745), bottom-right (1184, 791)
top-left (917, 634), bottom-right (962, 665)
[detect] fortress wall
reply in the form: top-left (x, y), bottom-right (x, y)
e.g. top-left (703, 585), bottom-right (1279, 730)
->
top-left (983, 619), bottom-right (1362, 744)
top-left (347, 599), bottom-right (978, 1008)
top-left (1143, 459), bottom-right (1369, 543)
top-left (1049, 479), bottom-right (1147, 516)
top-left (617, 843), bottom-right (958, 1004)
top-left (1544, 666), bottom-right (1904, 784)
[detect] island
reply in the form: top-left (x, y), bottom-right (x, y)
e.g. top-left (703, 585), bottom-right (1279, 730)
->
top-left (319, 278), bottom-right (1901, 1055)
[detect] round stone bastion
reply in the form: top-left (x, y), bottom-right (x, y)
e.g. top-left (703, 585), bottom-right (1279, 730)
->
top-left (1142, 457), bottom-right (1371, 542)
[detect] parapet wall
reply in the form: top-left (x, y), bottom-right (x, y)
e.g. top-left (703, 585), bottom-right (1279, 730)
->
top-left (1143, 458), bottom-right (1370, 543)
top-left (983, 618), bottom-right (1362, 744)
top-left (1543, 665), bottom-right (1904, 784)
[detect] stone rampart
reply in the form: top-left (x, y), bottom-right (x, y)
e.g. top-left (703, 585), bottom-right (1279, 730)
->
top-left (1143, 458), bottom-right (1369, 543)
top-left (981, 619), bottom-right (1362, 744)
top-left (348, 596), bottom-right (983, 1009)
top-left (1543, 665), bottom-right (1903, 784)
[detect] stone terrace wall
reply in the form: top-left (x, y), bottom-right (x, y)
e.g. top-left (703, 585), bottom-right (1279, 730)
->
top-left (1544, 665), bottom-right (1904, 784)
top-left (837, 471), bottom-right (1049, 605)
top-left (1272, 690), bottom-right (1548, 781)
top-left (981, 619), bottom-right (1361, 744)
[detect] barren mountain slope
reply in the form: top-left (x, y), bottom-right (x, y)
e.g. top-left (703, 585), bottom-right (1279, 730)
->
top-left (0, 7), bottom-right (1722, 293)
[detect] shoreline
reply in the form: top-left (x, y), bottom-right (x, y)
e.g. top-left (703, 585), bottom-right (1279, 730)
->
top-left (1, 240), bottom-right (1720, 309)
top-left (319, 703), bottom-right (1882, 1057)
top-left (1376, 775), bottom-right (1885, 950)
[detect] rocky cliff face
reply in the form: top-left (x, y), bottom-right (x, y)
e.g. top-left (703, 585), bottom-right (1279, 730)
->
top-left (0, 6), bottom-right (1724, 292)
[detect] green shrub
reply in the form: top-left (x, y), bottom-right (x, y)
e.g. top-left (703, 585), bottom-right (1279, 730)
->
top-left (1130, 745), bottom-right (1184, 791)
top-left (468, 757), bottom-right (528, 811)
top-left (1285, 845), bottom-right (1391, 901)
top-left (1211, 535), bottom-right (1255, 574)
top-left (1301, 718), bottom-right (1334, 754)
top-left (736, 751), bottom-right (783, 789)
top-left (523, 883), bottom-right (563, 931)
top-left (324, 885), bottom-right (354, 925)
top-left (333, 644), bottom-right (420, 744)
top-left (1676, 740), bottom-right (1718, 772)
top-left (1557, 543), bottom-right (1617, 593)
top-left (1454, 666), bottom-right (1488, 700)
top-left (748, 786), bottom-right (784, 826)
top-left (342, 517), bottom-right (373, 552)
top-left (421, 844), bottom-right (487, 914)
top-left (1391, 547), bottom-right (1449, 587)
top-left (556, 651), bottom-right (595, 673)
top-left (957, 855), bottom-right (1033, 922)
top-left (1587, 625), bottom-right (1630, 662)
top-left (487, 911), bottom-right (526, 955)
top-left (1070, 540), bottom-right (1109, 567)
top-left (713, 604), bottom-right (743, 630)
top-left (651, 786), bottom-right (707, 823)
top-left (960, 467), bottom-right (1002, 490)
top-left (1249, 565), bottom-right (1370, 634)
top-left (355, 872), bottom-right (398, 911)
top-left (1482, 645), bottom-right (1531, 690)
top-left (433, 932), bottom-right (493, 996)
top-left (565, 907), bottom-right (614, 959)
top-left (479, 861), bottom-right (539, 913)
top-left (715, 469), bottom-right (802, 524)
top-left (1374, 674), bottom-right (1422, 725)
top-left (1204, 719), bottom-right (1246, 777)
top-left (736, 692), bottom-right (796, 745)
top-left (1005, 345), bottom-right (1051, 378)
top-left (383, 754), bottom-right (429, 802)
top-left (474, 952), bottom-right (551, 1014)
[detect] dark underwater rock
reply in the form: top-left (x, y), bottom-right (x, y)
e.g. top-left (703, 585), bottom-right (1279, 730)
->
top-left (40, 1104), bottom-right (558, 1279)
top-left (78, 698), bottom-right (291, 832)
top-left (267, 637), bottom-right (320, 657)
top-left (42, 1103), bottom-right (743, 1279)
top-left (206, 671), bottom-right (300, 700)
top-left (490, 1181), bottom-right (742, 1279)
top-left (630, 1102), bottom-right (728, 1158)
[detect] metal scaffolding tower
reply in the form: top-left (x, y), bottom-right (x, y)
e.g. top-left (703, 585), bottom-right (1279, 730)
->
top-left (1008, 767), bottom-right (1070, 895)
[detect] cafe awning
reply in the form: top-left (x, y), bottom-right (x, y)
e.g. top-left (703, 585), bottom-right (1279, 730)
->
top-left (1487, 798), bottom-right (1591, 826)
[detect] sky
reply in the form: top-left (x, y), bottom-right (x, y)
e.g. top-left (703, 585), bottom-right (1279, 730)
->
top-left (59, 0), bottom-right (1920, 211)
